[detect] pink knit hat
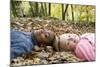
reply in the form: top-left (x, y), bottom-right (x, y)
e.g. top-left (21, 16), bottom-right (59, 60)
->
top-left (80, 33), bottom-right (95, 51)
top-left (75, 33), bottom-right (95, 61)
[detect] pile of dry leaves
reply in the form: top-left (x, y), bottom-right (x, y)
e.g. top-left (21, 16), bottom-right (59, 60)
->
top-left (11, 17), bottom-right (95, 66)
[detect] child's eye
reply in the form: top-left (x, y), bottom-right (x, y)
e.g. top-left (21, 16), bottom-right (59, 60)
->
top-left (73, 40), bottom-right (76, 43)
top-left (68, 35), bottom-right (70, 37)
top-left (11, 60), bottom-right (15, 63)
top-left (45, 33), bottom-right (49, 38)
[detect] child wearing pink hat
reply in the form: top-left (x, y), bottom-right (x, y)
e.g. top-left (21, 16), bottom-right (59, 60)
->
top-left (53, 33), bottom-right (95, 61)
top-left (53, 33), bottom-right (80, 51)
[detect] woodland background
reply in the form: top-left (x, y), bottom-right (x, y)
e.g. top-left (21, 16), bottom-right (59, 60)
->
top-left (11, 1), bottom-right (95, 66)
top-left (11, 1), bottom-right (95, 23)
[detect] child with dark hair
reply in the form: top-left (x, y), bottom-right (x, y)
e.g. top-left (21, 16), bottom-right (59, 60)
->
top-left (11, 29), bottom-right (55, 59)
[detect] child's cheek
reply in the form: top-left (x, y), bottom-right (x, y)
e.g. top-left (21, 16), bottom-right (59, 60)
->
top-left (68, 41), bottom-right (77, 51)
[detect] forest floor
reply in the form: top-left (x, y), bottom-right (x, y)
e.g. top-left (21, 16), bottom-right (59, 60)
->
top-left (11, 17), bottom-right (95, 66)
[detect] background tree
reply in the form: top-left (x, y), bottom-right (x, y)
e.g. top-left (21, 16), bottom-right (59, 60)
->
top-left (11, 1), bottom-right (95, 23)
top-left (71, 4), bottom-right (74, 22)
top-left (48, 3), bottom-right (51, 16)
top-left (62, 4), bottom-right (69, 20)
top-left (29, 2), bottom-right (34, 17)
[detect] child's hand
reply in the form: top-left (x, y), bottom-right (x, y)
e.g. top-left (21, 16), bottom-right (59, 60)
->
top-left (34, 46), bottom-right (41, 51)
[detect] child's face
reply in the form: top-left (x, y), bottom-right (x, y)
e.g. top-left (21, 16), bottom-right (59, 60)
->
top-left (34, 29), bottom-right (55, 45)
top-left (66, 39), bottom-right (78, 51)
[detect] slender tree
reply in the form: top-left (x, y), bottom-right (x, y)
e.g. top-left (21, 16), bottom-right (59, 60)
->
top-left (11, 1), bottom-right (18, 17)
top-left (79, 6), bottom-right (82, 22)
top-left (48, 3), bottom-right (51, 16)
top-left (44, 3), bottom-right (47, 16)
top-left (62, 4), bottom-right (69, 20)
top-left (86, 5), bottom-right (89, 22)
top-left (35, 2), bottom-right (39, 16)
top-left (40, 2), bottom-right (45, 17)
top-left (29, 2), bottom-right (34, 17)
top-left (62, 4), bottom-right (64, 20)
top-left (71, 4), bottom-right (74, 22)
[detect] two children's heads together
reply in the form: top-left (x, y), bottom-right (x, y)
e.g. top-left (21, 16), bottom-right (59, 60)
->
top-left (32, 29), bottom-right (79, 51)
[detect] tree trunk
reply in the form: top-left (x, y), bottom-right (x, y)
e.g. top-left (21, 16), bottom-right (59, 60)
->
top-left (40, 3), bottom-right (45, 17)
top-left (71, 5), bottom-right (74, 22)
top-left (86, 6), bottom-right (89, 22)
top-left (62, 4), bottom-right (69, 20)
top-left (44, 3), bottom-right (47, 16)
top-left (35, 2), bottom-right (39, 16)
top-left (79, 6), bottom-right (82, 22)
top-left (48, 3), bottom-right (51, 16)
top-left (29, 2), bottom-right (34, 17)
top-left (11, 1), bottom-right (17, 17)
top-left (62, 4), bottom-right (64, 20)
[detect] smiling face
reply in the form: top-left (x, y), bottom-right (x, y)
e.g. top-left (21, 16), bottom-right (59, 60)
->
top-left (66, 39), bottom-right (78, 51)
top-left (33, 29), bottom-right (55, 45)
top-left (58, 34), bottom-right (80, 51)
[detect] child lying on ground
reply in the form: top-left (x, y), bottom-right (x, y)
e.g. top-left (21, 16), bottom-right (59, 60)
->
top-left (11, 29), bottom-right (55, 59)
top-left (11, 29), bottom-right (95, 61)
top-left (53, 33), bottom-right (95, 61)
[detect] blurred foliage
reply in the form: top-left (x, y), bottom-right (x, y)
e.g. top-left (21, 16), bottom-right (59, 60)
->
top-left (11, 1), bottom-right (95, 23)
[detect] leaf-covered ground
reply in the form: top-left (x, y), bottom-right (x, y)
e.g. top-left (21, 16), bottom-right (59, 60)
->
top-left (11, 17), bottom-right (95, 66)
